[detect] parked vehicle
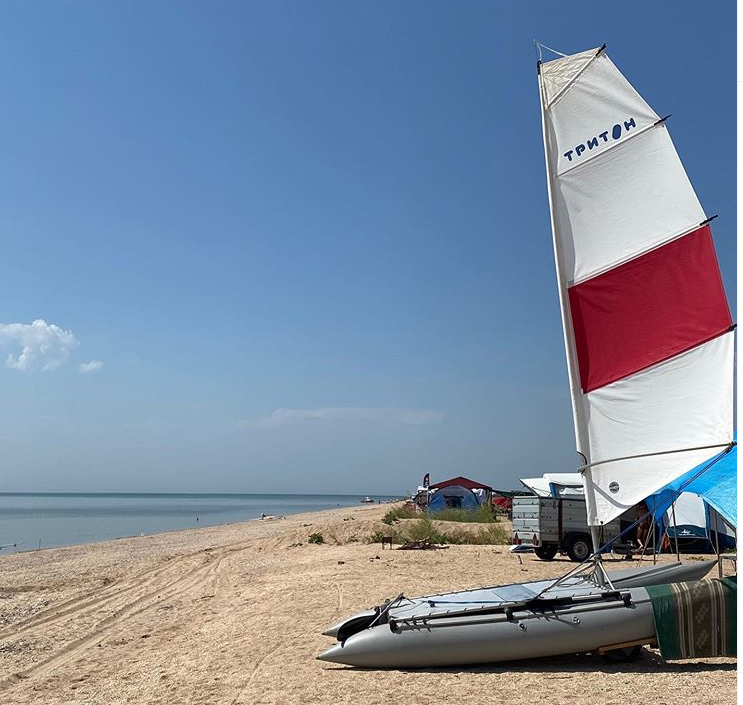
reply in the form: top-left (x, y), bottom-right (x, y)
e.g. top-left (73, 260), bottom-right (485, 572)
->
top-left (512, 495), bottom-right (634, 562)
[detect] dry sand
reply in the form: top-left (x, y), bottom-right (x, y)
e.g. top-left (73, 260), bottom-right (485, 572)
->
top-left (0, 503), bottom-right (736, 704)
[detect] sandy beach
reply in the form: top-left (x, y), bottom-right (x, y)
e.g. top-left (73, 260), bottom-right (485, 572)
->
top-left (0, 503), bottom-right (736, 705)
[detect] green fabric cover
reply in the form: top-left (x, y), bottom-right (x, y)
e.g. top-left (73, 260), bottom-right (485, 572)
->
top-left (646, 575), bottom-right (736, 659)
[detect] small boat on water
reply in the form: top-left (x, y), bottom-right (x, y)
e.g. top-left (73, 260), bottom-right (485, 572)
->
top-left (360, 497), bottom-right (375, 504)
top-left (319, 43), bottom-right (735, 669)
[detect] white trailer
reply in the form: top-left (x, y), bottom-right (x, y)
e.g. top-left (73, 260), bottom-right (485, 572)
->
top-left (512, 495), bottom-right (633, 562)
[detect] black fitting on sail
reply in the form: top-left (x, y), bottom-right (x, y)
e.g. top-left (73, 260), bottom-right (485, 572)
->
top-left (595, 44), bottom-right (607, 57)
top-left (700, 214), bottom-right (719, 226)
top-left (537, 60), bottom-right (542, 75)
top-left (654, 114), bottom-right (671, 126)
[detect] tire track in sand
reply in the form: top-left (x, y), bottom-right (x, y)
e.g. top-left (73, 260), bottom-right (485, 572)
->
top-left (0, 549), bottom-right (215, 641)
top-left (228, 642), bottom-right (286, 705)
top-left (0, 542), bottom-right (251, 693)
top-left (0, 532), bottom-right (268, 642)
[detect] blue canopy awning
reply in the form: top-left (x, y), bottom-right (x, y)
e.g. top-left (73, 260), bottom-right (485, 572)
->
top-left (648, 441), bottom-right (737, 529)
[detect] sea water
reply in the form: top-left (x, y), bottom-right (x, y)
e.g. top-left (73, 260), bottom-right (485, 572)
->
top-left (0, 493), bottom-right (393, 554)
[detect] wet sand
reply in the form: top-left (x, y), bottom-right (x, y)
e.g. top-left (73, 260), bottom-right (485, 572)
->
top-left (0, 503), bottom-right (736, 704)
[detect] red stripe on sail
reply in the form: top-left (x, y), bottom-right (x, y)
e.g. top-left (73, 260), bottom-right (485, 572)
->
top-left (568, 225), bottom-right (732, 393)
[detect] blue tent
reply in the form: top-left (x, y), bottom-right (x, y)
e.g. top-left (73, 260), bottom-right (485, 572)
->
top-left (428, 485), bottom-right (479, 512)
top-left (647, 440), bottom-right (737, 529)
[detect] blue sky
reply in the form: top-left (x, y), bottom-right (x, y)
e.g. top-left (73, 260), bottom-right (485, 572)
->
top-left (0, 1), bottom-right (735, 494)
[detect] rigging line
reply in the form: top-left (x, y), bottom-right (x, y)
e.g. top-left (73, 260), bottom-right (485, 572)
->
top-left (536, 41), bottom-right (567, 58)
top-left (604, 468), bottom-right (730, 562)
top-left (546, 44), bottom-right (606, 108)
top-left (591, 444), bottom-right (734, 555)
top-left (555, 118), bottom-right (664, 179)
top-left (578, 442), bottom-right (734, 472)
top-left (531, 556), bottom-right (608, 601)
top-left (533, 444), bottom-right (735, 599)
top-left (534, 40), bottom-right (543, 63)
top-left (367, 593), bottom-right (404, 629)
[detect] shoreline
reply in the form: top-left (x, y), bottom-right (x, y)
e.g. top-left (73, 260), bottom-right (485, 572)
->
top-left (0, 495), bottom-right (402, 556)
top-left (3, 512), bottom-right (292, 557)
top-left (0, 503), bottom-right (735, 705)
top-left (0, 501), bottom-right (393, 559)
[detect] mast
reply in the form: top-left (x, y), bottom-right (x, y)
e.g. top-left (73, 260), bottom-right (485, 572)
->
top-left (536, 43), bottom-right (734, 544)
top-left (536, 54), bottom-right (603, 557)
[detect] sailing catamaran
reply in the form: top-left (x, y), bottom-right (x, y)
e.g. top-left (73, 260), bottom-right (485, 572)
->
top-left (317, 44), bottom-right (734, 668)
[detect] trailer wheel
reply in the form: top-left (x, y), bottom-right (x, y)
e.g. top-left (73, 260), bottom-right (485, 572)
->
top-left (566, 536), bottom-right (591, 563)
top-left (534, 546), bottom-right (558, 561)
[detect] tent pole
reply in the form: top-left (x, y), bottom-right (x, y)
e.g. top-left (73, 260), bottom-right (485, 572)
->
top-left (711, 507), bottom-right (722, 578)
top-left (651, 517), bottom-right (657, 565)
top-left (660, 525), bottom-right (671, 557)
top-left (670, 501), bottom-right (680, 562)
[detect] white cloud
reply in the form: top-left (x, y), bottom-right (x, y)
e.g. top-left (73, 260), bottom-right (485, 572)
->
top-left (240, 406), bottom-right (446, 429)
top-left (0, 319), bottom-right (79, 371)
top-left (79, 360), bottom-right (104, 374)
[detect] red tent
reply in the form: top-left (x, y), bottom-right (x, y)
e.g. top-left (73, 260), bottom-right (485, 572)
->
top-left (491, 496), bottom-right (512, 512)
top-left (428, 476), bottom-right (493, 492)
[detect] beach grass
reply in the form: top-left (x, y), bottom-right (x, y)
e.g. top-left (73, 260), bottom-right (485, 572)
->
top-left (382, 503), bottom-right (499, 525)
top-left (370, 515), bottom-right (509, 546)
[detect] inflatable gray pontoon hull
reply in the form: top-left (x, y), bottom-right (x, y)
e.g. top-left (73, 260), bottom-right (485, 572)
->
top-left (319, 560), bottom-right (715, 668)
top-left (319, 588), bottom-right (655, 668)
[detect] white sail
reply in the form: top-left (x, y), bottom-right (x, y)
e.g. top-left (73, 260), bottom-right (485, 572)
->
top-left (537, 46), bottom-right (734, 526)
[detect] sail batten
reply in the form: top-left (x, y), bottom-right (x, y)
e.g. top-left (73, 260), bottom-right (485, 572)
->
top-left (555, 119), bottom-right (664, 178)
top-left (546, 49), bottom-right (603, 107)
top-left (579, 441), bottom-right (734, 472)
top-left (569, 218), bottom-right (720, 287)
top-left (540, 47), bottom-right (600, 105)
top-left (538, 46), bottom-right (735, 526)
top-left (553, 125), bottom-right (706, 283)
